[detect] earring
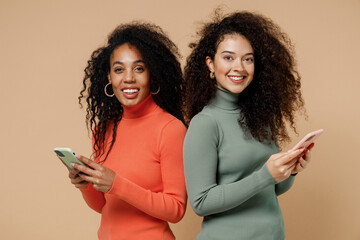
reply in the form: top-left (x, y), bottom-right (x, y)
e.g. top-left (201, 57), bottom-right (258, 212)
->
top-left (151, 85), bottom-right (160, 95)
top-left (210, 72), bottom-right (215, 79)
top-left (104, 82), bottom-right (114, 97)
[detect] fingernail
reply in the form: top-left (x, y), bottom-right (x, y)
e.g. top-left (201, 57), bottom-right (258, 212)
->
top-left (70, 162), bottom-right (75, 167)
top-left (75, 154), bottom-right (80, 159)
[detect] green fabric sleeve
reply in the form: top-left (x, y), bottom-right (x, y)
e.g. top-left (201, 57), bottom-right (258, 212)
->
top-left (275, 175), bottom-right (295, 196)
top-left (183, 114), bottom-right (277, 216)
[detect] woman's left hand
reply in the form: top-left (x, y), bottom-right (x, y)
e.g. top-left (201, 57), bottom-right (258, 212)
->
top-left (71, 155), bottom-right (116, 193)
top-left (291, 143), bottom-right (314, 175)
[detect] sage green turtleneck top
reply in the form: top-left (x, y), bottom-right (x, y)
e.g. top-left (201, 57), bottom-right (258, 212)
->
top-left (183, 87), bottom-right (295, 240)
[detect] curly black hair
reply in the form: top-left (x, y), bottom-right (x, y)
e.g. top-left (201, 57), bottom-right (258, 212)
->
top-left (79, 22), bottom-right (184, 162)
top-left (183, 10), bottom-right (305, 145)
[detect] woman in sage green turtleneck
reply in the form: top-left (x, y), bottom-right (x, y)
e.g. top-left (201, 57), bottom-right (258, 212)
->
top-left (182, 11), bottom-right (314, 240)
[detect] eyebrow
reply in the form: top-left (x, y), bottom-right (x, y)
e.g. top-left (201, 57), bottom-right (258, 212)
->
top-left (112, 60), bottom-right (145, 66)
top-left (221, 51), bottom-right (254, 56)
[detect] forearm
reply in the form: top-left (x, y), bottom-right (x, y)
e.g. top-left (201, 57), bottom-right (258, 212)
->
top-left (108, 174), bottom-right (186, 223)
top-left (186, 163), bottom-right (276, 216)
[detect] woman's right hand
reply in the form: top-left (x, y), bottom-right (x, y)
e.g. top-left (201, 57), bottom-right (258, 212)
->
top-left (68, 168), bottom-right (90, 189)
top-left (266, 148), bottom-right (304, 182)
top-left (58, 156), bottom-right (90, 189)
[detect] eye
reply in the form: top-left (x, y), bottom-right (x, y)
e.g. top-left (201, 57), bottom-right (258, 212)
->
top-left (114, 67), bottom-right (123, 73)
top-left (244, 57), bottom-right (254, 63)
top-left (224, 55), bottom-right (233, 61)
top-left (134, 66), bottom-right (145, 72)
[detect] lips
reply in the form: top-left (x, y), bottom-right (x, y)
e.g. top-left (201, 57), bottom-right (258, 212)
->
top-left (122, 88), bottom-right (139, 99)
top-left (228, 75), bottom-right (246, 83)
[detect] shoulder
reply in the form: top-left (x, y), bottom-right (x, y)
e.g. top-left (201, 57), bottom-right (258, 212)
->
top-left (189, 108), bottom-right (218, 128)
top-left (184, 111), bottom-right (220, 150)
top-left (187, 111), bottom-right (219, 136)
top-left (155, 108), bottom-right (187, 135)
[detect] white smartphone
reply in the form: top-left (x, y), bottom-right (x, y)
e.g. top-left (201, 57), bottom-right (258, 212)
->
top-left (54, 147), bottom-right (86, 170)
top-left (289, 129), bottom-right (324, 152)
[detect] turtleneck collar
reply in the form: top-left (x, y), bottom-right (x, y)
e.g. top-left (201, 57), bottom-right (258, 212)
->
top-left (122, 94), bottom-right (158, 119)
top-left (210, 86), bottom-right (240, 111)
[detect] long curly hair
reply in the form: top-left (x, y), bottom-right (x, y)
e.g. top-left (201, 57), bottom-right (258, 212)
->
top-left (183, 10), bottom-right (305, 144)
top-left (79, 22), bottom-right (184, 162)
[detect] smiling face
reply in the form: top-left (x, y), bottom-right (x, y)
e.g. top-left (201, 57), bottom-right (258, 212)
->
top-left (107, 43), bottom-right (151, 107)
top-left (206, 34), bottom-right (255, 94)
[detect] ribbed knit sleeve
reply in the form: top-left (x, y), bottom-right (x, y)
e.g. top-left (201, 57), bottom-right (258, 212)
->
top-left (106, 119), bottom-right (187, 223)
top-left (80, 184), bottom-right (106, 213)
top-left (275, 175), bottom-right (295, 196)
top-left (183, 114), bottom-right (277, 216)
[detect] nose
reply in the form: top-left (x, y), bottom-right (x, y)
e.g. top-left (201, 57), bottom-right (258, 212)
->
top-left (124, 69), bottom-right (135, 83)
top-left (233, 58), bottom-right (245, 71)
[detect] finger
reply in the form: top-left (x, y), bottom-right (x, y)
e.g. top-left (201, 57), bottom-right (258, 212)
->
top-left (291, 161), bottom-right (302, 174)
top-left (72, 162), bottom-right (97, 177)
top-left (71, 176), bottom-right (86, 184)
top-left (75, 155), bottom-right (102, 171)
top-left (271, 152), bottom-right (288, 160)
top-left (279, 148), bottom-right (305, 164)
top-left (303, 149), bottom-right (312, 161)
top-left (307, 142), bottom-right (315, 151)
top-left (68, 168), bottom-right (80, 178)
top-left (291, 164), bottom-right (300, 174)
top-left (74, 182), bottom-right (90, 189)
top-left (78, 173), bottom-right (98, 185)
top-left (296, 161), bottom-right (304, 173)
top-left (299, 157), bottom-right (308, 169)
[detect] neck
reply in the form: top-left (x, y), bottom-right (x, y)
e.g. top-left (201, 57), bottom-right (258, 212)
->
top-left (210, 86), bottom-right (240, 111)
top-left (122, 94), bottom-right (158, 119)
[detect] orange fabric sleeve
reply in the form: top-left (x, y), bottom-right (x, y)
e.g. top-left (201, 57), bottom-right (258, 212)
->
top-left (80, 184), bottom-right (105, 213)
top-left (107, 119), bottom-right (187, 223)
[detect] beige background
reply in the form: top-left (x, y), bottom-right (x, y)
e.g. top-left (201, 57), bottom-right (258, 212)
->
top-left (1, 0), bottom-right (359, 239)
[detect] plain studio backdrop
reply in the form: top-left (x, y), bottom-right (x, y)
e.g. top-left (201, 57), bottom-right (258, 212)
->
top-left (1, 0), bottom-right (359, 239)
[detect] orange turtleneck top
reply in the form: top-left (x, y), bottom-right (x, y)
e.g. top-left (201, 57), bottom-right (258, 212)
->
top-left (80, 95), bottom-right (187, 240)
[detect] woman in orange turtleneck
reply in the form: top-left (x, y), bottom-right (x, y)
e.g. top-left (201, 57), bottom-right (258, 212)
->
top-left (67, 23), bottom-right (187, 240)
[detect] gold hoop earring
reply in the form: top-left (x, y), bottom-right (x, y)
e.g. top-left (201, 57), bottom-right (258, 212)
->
top-left (151, 85), bottom-right (160, 95)
top-left (210, 72), bottom-right (215, 79)
top-left (104, 82), bottom-right (114, 97)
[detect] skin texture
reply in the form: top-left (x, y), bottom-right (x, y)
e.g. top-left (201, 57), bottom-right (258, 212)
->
top-left (206, 34), bottom-right (255, 94)
top-left (266, 147), bottom-right (310, 182)
top-left (70, 155), bottom-right (115, 193)
top-left (107, 44), bottom-right (151, 107)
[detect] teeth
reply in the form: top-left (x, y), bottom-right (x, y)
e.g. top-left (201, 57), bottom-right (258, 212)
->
top-left (229, 76), bottom-right (245, 80)
top-left (123, 89), bottom-right (139, 94)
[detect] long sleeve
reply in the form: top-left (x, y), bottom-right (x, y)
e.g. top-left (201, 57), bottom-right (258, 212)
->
top-left (183, 114), bottom-right (277, 216)
top-left (275, 175), bottom-right (295, 196)
top-left (106, 119), bottom-right (187, 223)
top-left (80, 184), bottom-right (106, 213)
